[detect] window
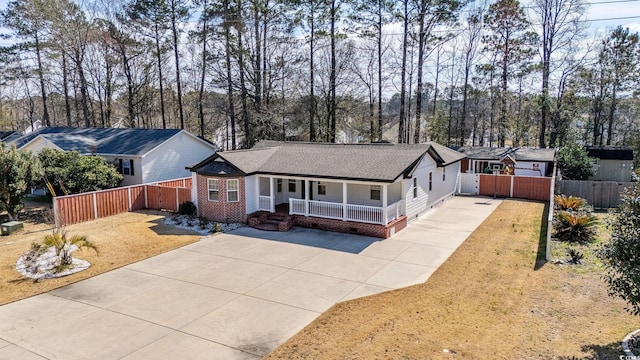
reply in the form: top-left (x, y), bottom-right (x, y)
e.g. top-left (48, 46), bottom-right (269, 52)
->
top-left (208, 179), bottom-right (219, 201)
top-left (317, 182), bottom-right (327, 195)
top-left (443, 168), bottom-right (446, 182)
top-left (428, 172), bottom-right (432, 191)
top-left (370, 185), bottom-right (381, 200)
top-left (227, 179), bottom-right (239, 202)
top-left (288, 179), bottom-right (296, 192)
top-left (413, 178), bottom-right (418, 198)
top-left (119, 159), bottom-right (134, 176)
top-left (277, 179), bottom-right (282, 193)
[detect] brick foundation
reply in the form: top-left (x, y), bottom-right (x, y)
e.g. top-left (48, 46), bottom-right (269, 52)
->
top-left (292, 215), bottom-right (407, 239)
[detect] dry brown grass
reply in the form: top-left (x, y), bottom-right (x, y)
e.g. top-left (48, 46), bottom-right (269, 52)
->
top-left (0, 210), bottom-right (201, 306)
top-left (266, 200), bottom-right (638, 359)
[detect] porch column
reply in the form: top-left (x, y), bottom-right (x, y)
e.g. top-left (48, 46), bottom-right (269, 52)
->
top-left (269, 177), bottom-right (275, 212)
top-left (342, 182), bottom-right (347, 221)
top-left (255, 176), bottom-right (260, 209)
top-left (382, 184), bottom-right (388, 225)
top-left (305, 179), bottom-right (310, 216)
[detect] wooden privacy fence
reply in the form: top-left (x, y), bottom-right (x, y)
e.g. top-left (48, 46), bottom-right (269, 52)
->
top-left (53, 177), bottom-right (192, 227)
top-left (459, 173), bottom-right (553, 201)
top-left (555, 180), bottom-right (634, 208)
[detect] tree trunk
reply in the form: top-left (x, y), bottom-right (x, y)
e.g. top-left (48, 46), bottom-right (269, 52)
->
top-left (155, 23), bottom-right (167, 129)
top-left (607, 85), bottom-right (617, 145)
top-left (224, 23), bottom-right (236, 149)
top-left (398, 0), bottom-right (408, 144)
top-left (34, 33), bottom-right (50, 127)
top-left (432, 46), bottom-right (441, 122)
top-left (105, 45), bottom-right (113, 128)
top-left (237, 30), bottom-right (251, 147)
top-left (377, 0), bottom-right (383, 141)
top-left (170, 0), bottom-right (185, 129)
top-left (329, 0), bottom-right (337, 143)
top-left (62, 50), bottom-right (72, 127)
top-left (198, 0), bottom-right (208, 137)
top-left (253, 3), bottom-right (262, 112)
top-left (414, 1), bottom-right (426, 144)
top-left (309, 2), bottom-right (316, 142)
top-left (76, 52), bottom-right (91, 128)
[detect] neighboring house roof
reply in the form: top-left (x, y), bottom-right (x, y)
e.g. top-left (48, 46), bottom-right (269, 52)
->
top-left (190, 140), bottom-right (466, 182)
top-left (0, 131), bottom-right (16, 140)
top-left (5, 127), bottom-right (215, 157)
top-left (458, 146), bottom-right (556, 163)
top-left (586, 146), bottom-right (634, 161)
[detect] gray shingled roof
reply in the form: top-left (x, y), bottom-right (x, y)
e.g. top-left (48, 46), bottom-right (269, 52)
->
top-left (192, 141), bottom-right (466, 182)
top-left (458, 146), bottom-right (555, 162)
top-left (6, 127), bottom-right (187, 156)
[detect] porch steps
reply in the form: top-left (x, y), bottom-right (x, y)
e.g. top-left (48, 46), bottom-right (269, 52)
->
top-left (248, 213), bottom-right (292, 232)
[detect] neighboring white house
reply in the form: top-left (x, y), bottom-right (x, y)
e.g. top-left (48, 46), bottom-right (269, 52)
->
top-left (458, 146), bottom-right (556, 177)
top-left (6, 127), bottom-right (218, 186)
top-left (189, 140), bottom-right (465, 238)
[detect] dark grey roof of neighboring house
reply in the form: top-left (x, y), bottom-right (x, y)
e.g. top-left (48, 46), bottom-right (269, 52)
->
top-left (586, 146), bottom-right (634, 160)
top-left (6, 127), bottom-right (195, 156)
top-left (191, 140), bottom-right (466, 182)
top-left (0, 131), bottom-right (16, 140)
top-left (458, 146), bottom-right (556, 162)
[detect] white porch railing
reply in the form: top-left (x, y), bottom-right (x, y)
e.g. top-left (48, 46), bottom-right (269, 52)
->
top-left (309, 200), bottom-right (344, 220)
top-left (386, 200), bottom-right (404, 223)
top-left (258, 195), bottom-right (272, 211)
top-left (346, 204), bottom-right (383, 224)
top-left (290, 198), bottom-right (306, 214)
top-left (289, 198), bottom-right (404, 225)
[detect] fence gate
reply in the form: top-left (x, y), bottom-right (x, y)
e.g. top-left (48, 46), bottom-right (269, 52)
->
top-left (458, 173), bottom-right (479, 195)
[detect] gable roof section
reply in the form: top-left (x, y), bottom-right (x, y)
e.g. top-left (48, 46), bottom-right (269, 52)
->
top-left (586, 146), bottom-right (634, 160)
top-left (191, 141), bottom-right (466, 182)
top-left (458, 146), bottom-right (555, 163)
top-left (5, 127), bottom-right (209, 157)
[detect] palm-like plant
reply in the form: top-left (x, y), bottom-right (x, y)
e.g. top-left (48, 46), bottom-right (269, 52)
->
top-left (553, 211), bottom-right (599, 243)
top-left (554, 194), bottom-right (588, 212)
top-left (43, 229), bottom-right (98, 266)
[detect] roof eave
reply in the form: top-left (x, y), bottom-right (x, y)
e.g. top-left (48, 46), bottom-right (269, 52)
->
top-left (246, 171), bottom-right (397, 183)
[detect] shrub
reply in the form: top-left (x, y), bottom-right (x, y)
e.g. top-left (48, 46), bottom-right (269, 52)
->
top-left (554, 194), bottom-right (589, 212)
top-left (557, 145), bottom-right (596, 180)
top-left (178, 201), bottom-right (197, 216)
top-left (553, 211), bottom-right (599, 243)
top-left (43, 229), bottom-right (98, 268)
top-left (598, 183), bottom-right (640, 314)
top-left (566, 248), bottom-right (584, 264)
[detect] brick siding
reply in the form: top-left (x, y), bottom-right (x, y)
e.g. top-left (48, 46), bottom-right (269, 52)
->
top-left (197, 175), bottom-right (246, 223)
top-left (292, 215), bottom-right (407, 239)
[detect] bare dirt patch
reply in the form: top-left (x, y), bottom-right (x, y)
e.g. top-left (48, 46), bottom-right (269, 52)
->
top-left (266, 200), bottom-right (638, 359)
top-left (0, 210), bottom-right (201, 306)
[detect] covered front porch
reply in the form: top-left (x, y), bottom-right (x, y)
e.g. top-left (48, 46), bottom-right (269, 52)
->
top-left (256, 176), bottom-right (405, 226)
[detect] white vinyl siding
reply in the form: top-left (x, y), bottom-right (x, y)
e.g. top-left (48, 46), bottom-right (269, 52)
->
top-left (405, 155), bottom-right (435, 221)
top-left (141, 131), bottom-right (217, 185)
top-left (427, 162), bottom-right (460, 207)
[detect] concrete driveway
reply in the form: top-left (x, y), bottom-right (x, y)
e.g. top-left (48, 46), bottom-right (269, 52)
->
top-left (0, 196), bottom-right (501, 359)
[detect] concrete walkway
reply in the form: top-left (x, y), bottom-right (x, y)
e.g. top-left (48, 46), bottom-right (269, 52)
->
top-left (0, 196), bottom-right (501, 359)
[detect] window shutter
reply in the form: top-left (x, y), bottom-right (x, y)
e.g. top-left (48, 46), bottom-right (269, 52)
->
top-left (129, 159), bottom-right (135, 176)
top-left (118, 159), bottom-right (123, 174)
